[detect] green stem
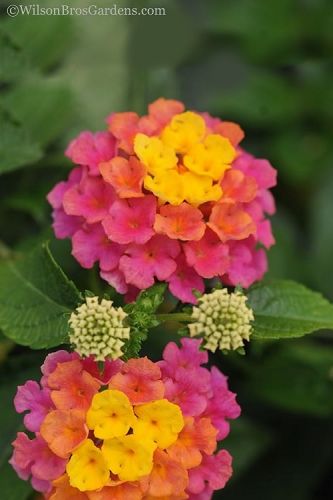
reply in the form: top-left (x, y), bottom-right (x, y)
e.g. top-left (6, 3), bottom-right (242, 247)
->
top-left (156, 313), bottom-right (192, 323)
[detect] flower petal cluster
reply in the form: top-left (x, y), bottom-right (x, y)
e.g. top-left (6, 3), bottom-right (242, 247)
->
top-left (69, 296), bottom-right (130, 360)
top-left (10, 339), bottom-right (240, 499)
top-left (189, 288), bottom-right (254, 351)
top-left (48, 98), bottom-right (277, 303)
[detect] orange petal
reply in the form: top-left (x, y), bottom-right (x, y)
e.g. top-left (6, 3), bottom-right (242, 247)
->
top-left (215, 121), bottom-right (245, 147)
top-left (143, 495), bottom-right (188, 500)
top-left (50, 474), bottom-right (89, 499)
top-left (107, 112), bottom-right (140, 153)
top-left (154, 203), bottom-right (206, 241)
top-left (221, 169), bottom-right (257, 203)
top-left (48, 360), bottom-right (100, 411)
top-left (88, 482), bottom-right (145, 500)
top-left (208, 201), bottom-right (256, 242)
top-left (40, 409), bottom-right (88, 458)
top-left (146, 450), bottom-right (188, 498)
top-left (100, 156), bottom-right (146, 198)
top-left (148, 98), bottom-right (185, 125)
top-left (167, 417), bottom-right (217, 469)
top-left (110, 358), bottom-right (164, 405)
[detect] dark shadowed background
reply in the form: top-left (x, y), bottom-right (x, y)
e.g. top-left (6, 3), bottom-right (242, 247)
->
top-left (1, 0), bottom-right (333, 498)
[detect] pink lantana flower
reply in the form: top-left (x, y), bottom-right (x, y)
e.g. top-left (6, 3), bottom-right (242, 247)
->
top-left (226, 237), bottom-right (268, 288)
top-left (72, 223), bottom-right (124, 271)
top-left (47, 167), bottom-right (84, 239)
top-left (14, 381), bottom-right (54, 433)
top-left (202, 367), bottom-right (241, 440)
top-left (119, 235), bottom-right (180, 289)
top-left (102, 196), bottom-right (156, 245)
top-left (163, 368), bottom-right (211, 416)
top-left (167, 255), bottom-right (205, 304)
top-left (188, 450), bottom-right (233, 496)
top-left (10, 433), bottom-right (66, 493)
top-left (184, 229), bottom-right (229, 278)
top-left (65, 131), bottom-right (116, 176)
top-left (100, 268), bottom-right (129, 294)
top-left (63, 174), bottom-right (115, 224)
top-left (159, 338), bottom-right (208, 378)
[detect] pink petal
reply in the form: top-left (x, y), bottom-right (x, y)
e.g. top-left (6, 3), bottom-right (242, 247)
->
top-left (167, 256), bottom-right (204, 303)
top-left (51, 209), bottom-right (83, 239)
top-left (183, 230), bottom-right (229, 278)
top-left (72, 223), bottom-right (124, 270)
top-left (14, 381), bottom-right (53, 432)
top-left (119, 235), bottom-right (179, 289)
top-left (63, 174), bottom-right (115, 224)
top-left (257, 219), bottom-right (275, 249)
top-left (41, 351), bottom-right (79, 387)
top-left (159, 338), bottom-right (208, 379)
top-left (102, 196), bottom-right (156, 245)
top-left (188, 450), bottom-right (233, 494)
top-left (65, 131), bottom-right (116, 176)
top-left (100, 268), bottom-right (129, 294)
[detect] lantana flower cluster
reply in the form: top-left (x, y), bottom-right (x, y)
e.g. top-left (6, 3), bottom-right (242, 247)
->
top-left (10, 339), bottom-right (240, 499)
top-left (48, 98), bottom-right (277, 303)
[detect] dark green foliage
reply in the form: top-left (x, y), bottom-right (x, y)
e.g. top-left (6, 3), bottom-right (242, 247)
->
top-left (0, 244), bottom-right (81, 348)
top-left (123, 283), bottom-right (166, 358)
top-left (248, 280), bottom-right (333, 339)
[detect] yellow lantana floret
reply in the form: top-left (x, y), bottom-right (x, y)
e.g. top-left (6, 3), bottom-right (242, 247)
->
top-left (184, 134), bottom-right (236, 181)
top-left (161, 111), bottom-right (206, 154)
top-left (86, 389), bottom-right (136, 440)
top-left (144, 170), bottom-right (185, 206)
top-left (133, 399), bottom-right (184, 449)
top-left (66, 439), bottom-right (109, 492)
top-left (134, 133), bottom-right (177, 175)
top-left (102, 434), bottom-right (156, 481)
top-left (182, 172), bottom-right (222, 206)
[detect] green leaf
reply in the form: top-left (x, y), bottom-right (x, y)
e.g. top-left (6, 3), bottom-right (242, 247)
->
top-left (207, 0), bottom-right (301, 63)
top-left (123, 283), bottom-right (166, 358)
top-left (212, 71), bottom-right (302, 127)
top-left (246, 342), bottom-right (333, 417)
top-left (268, 129), bottom-right (332, 184)
top-left (0, 36), bottom-right (31, 84)
top-left (309, 168), bottom-right (333, 301)
top-left (247, 280), bottom-right (333, 339)
top-left (0, 462), bottom-right (32, 500)
top-left (266, 210), bottom-right (305, 282)
top-left (1, 79), bottom-right (74, 147)
top-left (2, 14), bottom-right (73, 71)
top-left (0, 243), bottom-right (81, 348)
top-left (0, 120), bottom-right (42, 175)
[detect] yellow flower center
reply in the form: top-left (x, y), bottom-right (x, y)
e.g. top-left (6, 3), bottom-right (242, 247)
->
top-left (134, 111), bottom-right (236, 206)
top-left (66, 389), bottom-right (185, 491)
top-left (86, 389), bottom-right (136, 439)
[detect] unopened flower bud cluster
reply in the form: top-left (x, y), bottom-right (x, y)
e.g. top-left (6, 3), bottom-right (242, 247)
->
top-left (189, 289), bottom-right (254, 351)
top-left (69, 296), bottom-right (130, 360)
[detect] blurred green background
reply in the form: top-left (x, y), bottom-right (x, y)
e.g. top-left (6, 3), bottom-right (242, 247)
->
top-left (1, 0), bottom-right (333, 498)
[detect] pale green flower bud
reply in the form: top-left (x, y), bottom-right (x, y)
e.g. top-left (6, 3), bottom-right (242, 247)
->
top-left (189, 289), bottom-right (254, 352)
top-left (69, 296), bottom-right (130, 361)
